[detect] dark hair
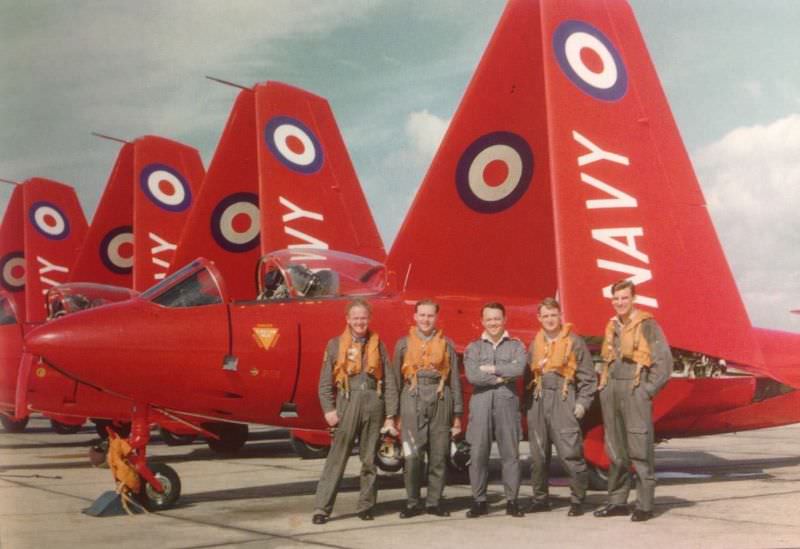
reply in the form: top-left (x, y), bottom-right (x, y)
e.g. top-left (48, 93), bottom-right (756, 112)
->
top-left (415, 299), bottom-right (440, 313)
top-left (345, 298), bottom-right (371, 315)
top-left (537, 297), bottom-right (561, 313)
top-left (611, 279), bottom-right (636, 296)
top-left (481, 302), bottom-right (506, 317)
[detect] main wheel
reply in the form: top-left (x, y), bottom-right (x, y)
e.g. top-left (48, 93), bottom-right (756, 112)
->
top-left (0, 415), bottom-right (29, 433)
top-left (50, 419), bottom-right (83, 435)
top-left (205, 422), bottom-right (248, 454)
top-left (139, 463), bottom-right (181, 511)
top-left (290, 434), bottom-right (329, 459)
top-left (588, 465), bottom-right (609, 491)
top-left (159, 427), bottom-right (197, 446)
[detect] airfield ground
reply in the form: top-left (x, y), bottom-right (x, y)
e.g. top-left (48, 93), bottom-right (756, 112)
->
top-left (1, 417), bottom-right (798, 548)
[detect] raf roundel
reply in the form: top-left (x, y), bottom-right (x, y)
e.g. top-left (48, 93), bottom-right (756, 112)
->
top-left (553, 20), bottom-right (628, 102)
top-left (139, 164), bottom-right (192, 212)
top-left (455, 131), bottom-right (534, 213)
top-left (264, 116), bottom-right (324, 174)
top-left (29, 201), bottom-right (70, 240)
top-left (211, 192), bottom-right (261, 253)
top-left (0, 251), bottom-right (25, 292)
top-left (99, 226), bottom-right (134, 274)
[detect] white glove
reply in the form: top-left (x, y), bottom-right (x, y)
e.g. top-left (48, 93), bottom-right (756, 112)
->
top-left (574, 403), bottom-right (585, 419)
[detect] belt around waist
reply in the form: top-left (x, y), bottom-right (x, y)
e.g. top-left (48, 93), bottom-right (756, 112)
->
top-left (406, 376), bottom-right (441, 385)
top-left (348, 378), bottom-right (378, 391)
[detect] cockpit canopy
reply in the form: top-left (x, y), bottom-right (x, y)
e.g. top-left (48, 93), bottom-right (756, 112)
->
top-left (0, 294), bottom-right (18, 325)
top-left (139, 260), bottom-right (225, 308)
top-left (46, 283), bottom-right (138, 319)
top-left (257, 249), bottom-right (386, 301)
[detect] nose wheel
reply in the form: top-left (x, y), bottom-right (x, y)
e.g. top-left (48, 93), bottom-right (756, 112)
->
top-left (139, 463), bottom-right (181, 511)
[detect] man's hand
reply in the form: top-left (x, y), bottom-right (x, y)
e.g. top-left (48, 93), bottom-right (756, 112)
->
top-left (324, 410), bottom-right (339, 427)
top-left (450, 416), bottom-right (462, 437)
top-left (574, 403), bottom-right (585, 419)
top-left (479, 364), bottom-right (496, 374)
top-left (494, 376), bottom-right (505, 385)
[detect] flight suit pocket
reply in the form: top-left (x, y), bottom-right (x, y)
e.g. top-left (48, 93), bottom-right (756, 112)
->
top-left (627, 427), bottom-right (649, 460)
top-left (558, 427), bottom-right (582, 460)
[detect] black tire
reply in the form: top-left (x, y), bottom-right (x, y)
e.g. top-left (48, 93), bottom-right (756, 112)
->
top-left (93, 419), bottom-right (131, 439)
top-left (139, 463), bottom-right (181, 511)
top-left (159, 427), bottom-right (197, 446)
top-left (290, 434), bottom-right (329, 459)
top-left (50, 419), bottom-right (83, 435)
top-left (588, 465), bottom-right (609, 491)
top-left (205, 422), bottom-right (248, 454)
top-left (0, 415), bottom-right (29, 433)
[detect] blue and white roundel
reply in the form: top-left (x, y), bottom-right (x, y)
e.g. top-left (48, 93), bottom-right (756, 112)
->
top-left (553, 20), bottom-right (627, 101)
top-left (264, 116), bottom-right (324, 174)
top-left (0, 251), bottom-right (25, 292)
top-left (139, 164), bottom-right (192, 212)
top-left (455, 132), bottom-right (534, 213)
top-left (210, 192), bottom-right (260, 252)
top-left (29, 201), bottom-right (70, 240)
top-left (99, 226), bottom-right (134, 274)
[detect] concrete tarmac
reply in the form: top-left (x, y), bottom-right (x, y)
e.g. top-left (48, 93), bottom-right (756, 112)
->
top-left (1, 417), bottom-right (799, 549)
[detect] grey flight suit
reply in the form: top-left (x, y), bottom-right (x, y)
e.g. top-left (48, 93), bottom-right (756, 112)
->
top-left (313, 334), bottom-right (394, 517)
top-left (526, 332), bottom-right (596, 504)
top-left (464, 333), bottom-right (526, 503)
top-left (388, 333), bottom-right (463, 509)
top-left (600, 314), bottom-right (672, 512)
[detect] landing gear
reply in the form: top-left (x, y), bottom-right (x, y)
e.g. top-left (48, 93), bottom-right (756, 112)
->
top-left (290, 433), bottom-right (329, 459)
top-left (50, 418), bottom-right (83, 435)
top-left (588, 465), bottom-right (609, 491)
top-left (93, 419), bottom-right (131, 439)
top-left (138, 463), bottom-right (181, 511)
top-left (204, 422), bottom-right (248, 454)
top-left (158, 426), bottom-right (197, 446)
top-left (0, 414), bottom-right (28, 433)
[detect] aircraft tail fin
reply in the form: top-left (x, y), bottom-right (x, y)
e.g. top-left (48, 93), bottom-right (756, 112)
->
top-left (0, 186), bottom-right (26, 318)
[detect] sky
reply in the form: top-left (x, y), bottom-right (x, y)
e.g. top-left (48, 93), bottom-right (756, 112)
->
top-left (0, 0), bottom-right (798, 332)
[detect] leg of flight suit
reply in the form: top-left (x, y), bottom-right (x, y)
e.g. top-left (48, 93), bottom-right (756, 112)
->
top-left (401, 387), bottom-right (425, 508)
top-left (356, 390), bottom-right (383, 513)
top-left (467, 391), bottom-right (494, 502)
top-left (493, 391), bottom-right (521, 501)
top-left (601, 379), bottom-right (632, 505)
top-left (426, 385), bottom-right (452, 507)
top-left (551, 387), bottom-right (588, 504)
top-left (527, 392), bottom-right (552, 503)
top-left (624, 384), bottom-right (655, 511)
top-left (313, 394), bottom-right (361, 515)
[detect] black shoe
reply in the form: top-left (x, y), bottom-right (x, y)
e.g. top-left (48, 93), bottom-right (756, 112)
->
top-left (311, 513), bottom-right (328, 525)
top-left (506, 500), bottom-right (524, 517)
top-left (466, 501), bottom-right (488, 518)
top-left (567, 503), bottom-right (583, 517)
top-left (593, 504), bottom-right (630, 518)
top-left (399, 506), bottom-right (422, 519)
top-left (528, 500), bottom-right (551, 513)
top-left (357, 509), bottom-right (374, 521)
top-left (426, 505), bottom-right (450, 517)
top-left (631, 509), bottom-right (653, 522)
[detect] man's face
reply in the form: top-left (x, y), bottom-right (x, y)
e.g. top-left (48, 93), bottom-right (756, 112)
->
top-left (481, 307), bottom-right (506, 339)
top-left (346, 305), bottom-right (370, 338)
top-left (414, 304), bottom-right (438, 335)
top-left (612, 287), bottom-right (635, 318)
top-left (537, 306), bottom-right (561, 333)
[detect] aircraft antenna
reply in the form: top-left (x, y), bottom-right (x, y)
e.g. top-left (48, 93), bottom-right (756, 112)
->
top-left (91, 132), bottom-right (130, 145)
top-left (0, 178), bottom-right (19, 186)
top-left (205, 75), bottom-right (250, 91)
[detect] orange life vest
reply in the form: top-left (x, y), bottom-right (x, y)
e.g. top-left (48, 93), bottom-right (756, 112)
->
top-left (107, 435), bottom-right (140, 495)
top-left (333, 328), bottom-right (383, 396)
top-left (599, 310), bottom-right (653, 389)
top-left (528, 323), bottom-right (578, 400)
top-left (401, 327), bottom-right (450, 397)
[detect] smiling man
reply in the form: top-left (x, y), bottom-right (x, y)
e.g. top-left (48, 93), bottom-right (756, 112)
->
top-left (594, 280), bottom-right (673, 522)
top-left (463, 302), bottom-right (527, 518)
top-left (526, 297), bottom-right (596, 517)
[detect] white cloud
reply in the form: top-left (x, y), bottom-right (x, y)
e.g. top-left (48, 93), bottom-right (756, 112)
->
top-left (405, 109), bottom-right (450, 163)
top-left (694, 114), bottom-right (800, 331)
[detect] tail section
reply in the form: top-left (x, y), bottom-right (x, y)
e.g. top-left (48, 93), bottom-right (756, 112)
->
top-left (0, 186), bottom-right (26, 319)
top-left (22, 179), bottom-right (88, 323)
top-left (538, 0), bottom-right (760, 365)
top-left (132, 136), bottom-right (205, 290)
top-left (70, 143), bottom-right (135, 287)
top-left (387, 1), bottom-right (557, 299)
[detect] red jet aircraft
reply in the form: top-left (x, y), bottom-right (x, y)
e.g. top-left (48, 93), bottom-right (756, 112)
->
top-left (0, 178), bottom-right (88, 432)
top-left (23, 0), bottom-right (800, 510)
top-left (22, 81), bottom-right (386, 462)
